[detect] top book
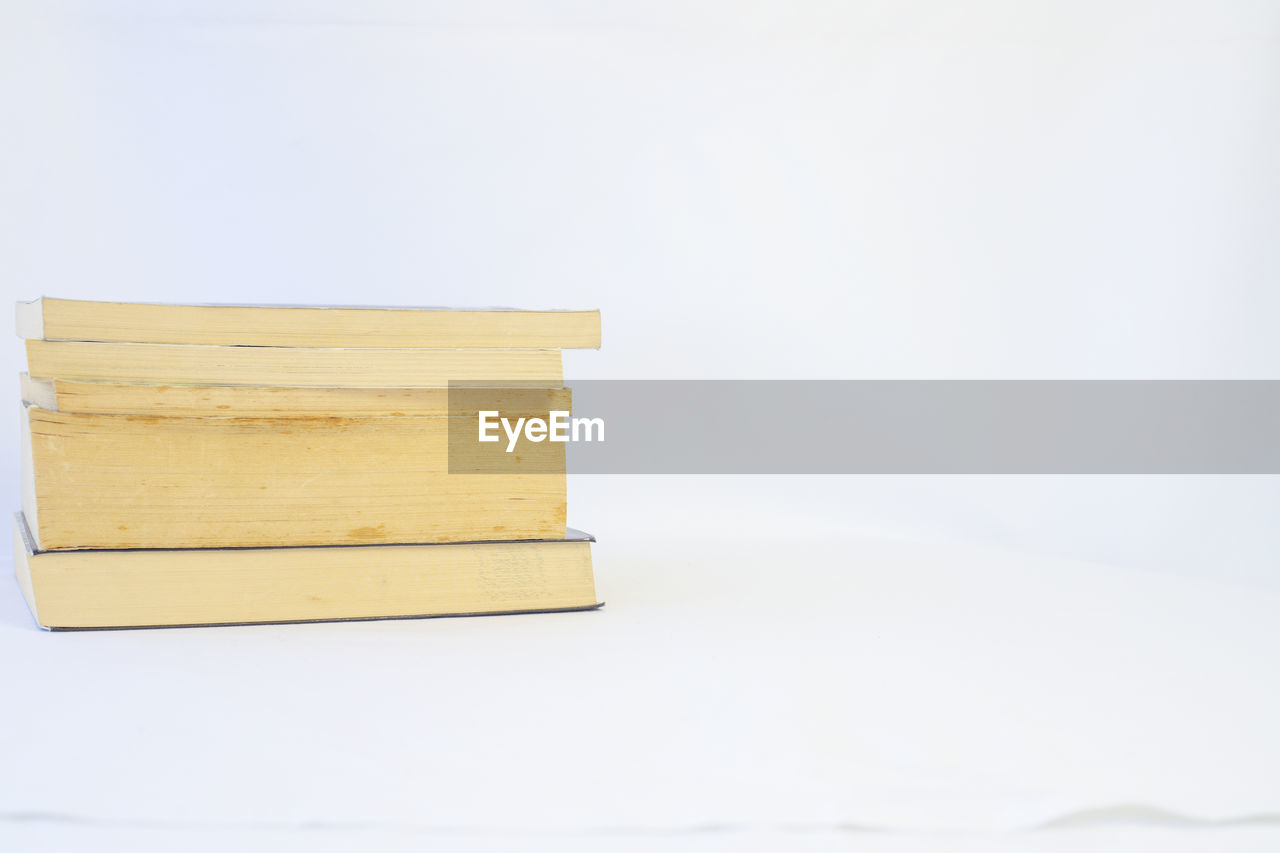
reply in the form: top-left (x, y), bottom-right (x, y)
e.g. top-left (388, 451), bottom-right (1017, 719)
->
top-left (16, 297), bottom-right (601, 349)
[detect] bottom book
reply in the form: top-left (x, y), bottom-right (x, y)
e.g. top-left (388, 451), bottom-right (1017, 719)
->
top-left (12, 513), bottom-right (600, 630)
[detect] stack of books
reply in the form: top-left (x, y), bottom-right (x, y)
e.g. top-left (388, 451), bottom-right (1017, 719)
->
top-left (13, 297), bottom-right (602, 629)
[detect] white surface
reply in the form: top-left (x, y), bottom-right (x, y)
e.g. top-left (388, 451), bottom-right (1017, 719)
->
top-left (7, 824), bottom-right (1280, 853)
top-left (3, 477), bottom-right (1279, 846)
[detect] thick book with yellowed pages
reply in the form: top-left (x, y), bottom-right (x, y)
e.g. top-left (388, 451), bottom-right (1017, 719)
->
top-left (17, 297), bottom-right (601, 349)
top-left (25, 340), bottom-right (563, 387)
top-left (22, 405), bottom-right (565, 551)
top-left (21, 373), bottom-right (572, 419)
top-left (12, 513), bottom-right (599, 630)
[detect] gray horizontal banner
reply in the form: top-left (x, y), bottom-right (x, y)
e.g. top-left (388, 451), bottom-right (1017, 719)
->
top-left (448, 381), bottom-right (1280, 474)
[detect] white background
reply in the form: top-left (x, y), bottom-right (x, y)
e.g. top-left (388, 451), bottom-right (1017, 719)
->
top-left (1, 1), bottom-right (1278, 850)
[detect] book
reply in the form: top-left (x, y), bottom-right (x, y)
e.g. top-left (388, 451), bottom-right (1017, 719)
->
top-left (13, 297), bottom-right (602, 630)
top-left (21, 374), bottom-right (572, 418)
top-left (25, 340), bottom-right (563, 387)
top-left (12, 513), bottom-right (599, 630)
top-left (17, 297), bottom-right (601, 349)
top-left (22, 405), bottom-right (565, 550)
